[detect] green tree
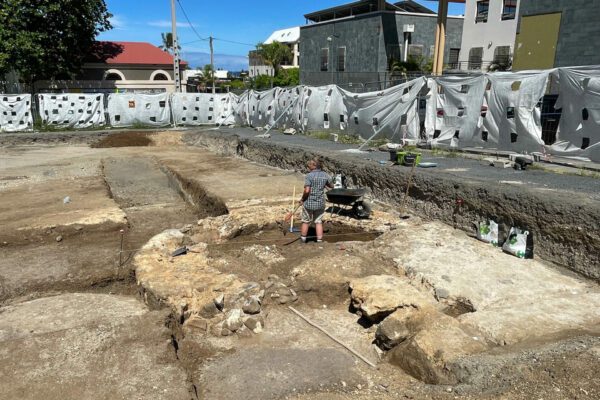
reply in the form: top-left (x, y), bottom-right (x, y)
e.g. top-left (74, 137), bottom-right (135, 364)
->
top-left (201, 64), bottom-right (215, 87)
top-left (252, 74), bottom-right (272, 90)
top-left (159, 32), bottom-right (180, 54)
top-left (255, 41), bottom-right (292, 88)
top-left (0, 0), bottom-right (113, 91)
top-left (273, 67), bottom-right (299, 87)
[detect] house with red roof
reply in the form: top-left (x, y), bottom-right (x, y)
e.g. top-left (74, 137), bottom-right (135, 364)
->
top-left (36, 41), bottom-right (188, 93)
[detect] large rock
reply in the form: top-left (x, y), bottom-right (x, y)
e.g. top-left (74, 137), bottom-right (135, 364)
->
top-left (349, 275), bottom-right (435, 321)
top-left (388, 314), bottom-right (488, 385)
top-left (375, 307), bottom-right (432, 350)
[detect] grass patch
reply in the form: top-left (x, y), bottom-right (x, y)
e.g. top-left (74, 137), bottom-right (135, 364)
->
top-left (431, 148), bottom-right (460, 158)
top-left (306, 131), bottom-right (364, 145)
top-left (513, 162), bottom-right (599, 179)
top-left (306, 131), bottom-right (332, 141)
top-left (339, 134), bottom-right (364, 145)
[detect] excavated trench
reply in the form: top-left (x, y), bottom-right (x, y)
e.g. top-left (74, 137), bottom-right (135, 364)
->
top-left (5, 132), bottom-right (599, 398)
top-left (184, 130), bottom-right (600, 281)
top-left (131, 162), bottom-right (396, 399)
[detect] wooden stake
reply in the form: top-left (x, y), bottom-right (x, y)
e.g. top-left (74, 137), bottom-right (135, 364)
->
top-left (290, 186), bottom-right (296, 231)
top-left (288, 306), bottom-right (378, 369)
top-left (399, 161), bottom-right (417, 217)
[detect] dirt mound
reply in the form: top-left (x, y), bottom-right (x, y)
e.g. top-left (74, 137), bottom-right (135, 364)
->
top-left (92, 131), bottom-right (152, 148)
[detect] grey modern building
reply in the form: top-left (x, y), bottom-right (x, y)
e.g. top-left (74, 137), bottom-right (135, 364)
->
top-left (513, 0), bottom-right (600, 70)
top-left (299, 0), bottom-right (464, 87)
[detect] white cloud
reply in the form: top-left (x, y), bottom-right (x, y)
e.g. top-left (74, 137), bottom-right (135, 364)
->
top-left (109, 14), bottom-right (127, 30)
top-left (148, 20), bottom-right (193, 29)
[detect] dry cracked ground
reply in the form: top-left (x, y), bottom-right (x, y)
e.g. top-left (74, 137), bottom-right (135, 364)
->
top-left (0, 130), bottom-right (599, 400)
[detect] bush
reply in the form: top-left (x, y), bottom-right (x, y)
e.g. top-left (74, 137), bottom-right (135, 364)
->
top-left (273, 68), bottom-right (299, 87)
top-left (252, 74), bottom-right (272, 90)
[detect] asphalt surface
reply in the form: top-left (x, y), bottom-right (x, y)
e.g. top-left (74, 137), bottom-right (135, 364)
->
top-left (211, 127), bottom-right (600, 200)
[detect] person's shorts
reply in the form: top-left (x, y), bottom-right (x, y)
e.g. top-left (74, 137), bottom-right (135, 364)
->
top-left (301, 207), bottom-right (325, 224)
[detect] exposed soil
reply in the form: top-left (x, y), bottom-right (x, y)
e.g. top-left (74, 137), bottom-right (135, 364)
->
top-left (1, 130), bottom-right (599, 400)
top-left (92, 131), bottom-right (153, 148)
top-left (205, 222), bottom-right (385, 308)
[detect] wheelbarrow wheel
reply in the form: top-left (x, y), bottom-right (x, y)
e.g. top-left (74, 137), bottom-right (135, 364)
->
top-left (352, 200), bottom-right (372, 219)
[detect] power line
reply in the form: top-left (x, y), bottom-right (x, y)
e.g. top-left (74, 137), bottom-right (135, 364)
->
top-left (176, 0), bottom-right (209, 42)
top-left (213, 37), bottom-right (256, 47)
top-left (175, 0), bottom-right (255, 48)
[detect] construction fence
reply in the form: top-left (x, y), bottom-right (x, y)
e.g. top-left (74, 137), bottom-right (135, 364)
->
top-left (1, 66), bottom-right (599, 162)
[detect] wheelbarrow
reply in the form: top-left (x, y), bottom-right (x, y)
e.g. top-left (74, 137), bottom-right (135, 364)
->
top-left (326, 188), bottom-right (372, 219)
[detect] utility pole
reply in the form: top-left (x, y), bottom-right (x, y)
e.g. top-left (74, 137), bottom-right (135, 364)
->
top-left (210, 36), bottom-right (216, 94)
top-left (170, 0), bottom-right (181, 92)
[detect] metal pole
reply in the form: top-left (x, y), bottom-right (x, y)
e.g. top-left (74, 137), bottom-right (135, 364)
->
top-left (262, 95), bottom-right (300, 137)
top-left (210, 36), bottom-right (216, 94)
top-left (170, 0), bottom-right (181, 92)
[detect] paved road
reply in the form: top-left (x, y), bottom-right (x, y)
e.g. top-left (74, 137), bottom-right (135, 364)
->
top-left (209, 127), bottom-right (600, 199)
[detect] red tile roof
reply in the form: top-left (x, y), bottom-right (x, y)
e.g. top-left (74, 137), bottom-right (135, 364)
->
top-left (93, 41), bottom-right (187, 66)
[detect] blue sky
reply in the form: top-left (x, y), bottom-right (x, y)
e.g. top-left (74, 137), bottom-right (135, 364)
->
top-left (98, 0), bottom-right (465, 70)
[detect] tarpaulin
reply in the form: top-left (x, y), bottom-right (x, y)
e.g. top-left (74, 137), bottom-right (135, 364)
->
top-left (38, 93), bottom-right (105, 129)
top-left (107, 93), bottom-right (171, 127)
top-left (341, 78), bottom-right (425, 142)
top-left (550, 67), bottom-right (600, 162)
top-left (482, 71), bottom-right (549, 153)
top-left (0, 94), bottom-right (33, 132)
top-left (425, 75), bottom-right (487, 148)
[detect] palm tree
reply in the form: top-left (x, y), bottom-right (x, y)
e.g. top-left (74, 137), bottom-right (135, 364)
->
top-left (200, 64), bottom-right (215, 88)
top-left (159, 32), bottom-right (180, 54)
top-left (255, 41), bottom-right (292, 88)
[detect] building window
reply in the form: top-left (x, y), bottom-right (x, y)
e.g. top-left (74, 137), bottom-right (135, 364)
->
top-left (337, 47), bottom-right (346, 72)
top-left (408, 44), bottom-right (424, 59)
top-left (153, 72), bottom-right (169, 81)
top-left (493, 46), bottom-right (511, 67)
top-left (502, 0), bottom-right (517, 20)
top-left (105, 73), bottom-right (123, 81)
top-left (468, 47), bottom-right (483, 70)
top-left (449, 48), bottom-right (460, 69)
top-left (321, 48), bottom-right (329, 71)
top-left (476, 1), bottom-right (489, 23)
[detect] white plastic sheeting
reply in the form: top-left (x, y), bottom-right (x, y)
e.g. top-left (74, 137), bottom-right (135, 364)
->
top-left (550, 67), bottom-right (600, 162)
top-left (247, 88), bottom-right (278, 128)
top-left (341, 78), bottom-right (425, 142)
top-left (229, 79), bottom-right (425, 141)
top-left (0, 94), bottom-right (33, 132)
top-left (482, 71), bottom-right (549, 153)
top-left (38, 93), bottom-right (105, 129)
top-left (426, 72), bottom-right (549, 153)
top-left (171, 93), bottom-right (236, 126)
top-left (107, 93), bottom-right (171, 127)
top-left (2, 66), bottom-right (600, 164)
top-left (426, 75), bottom-right (487, 148)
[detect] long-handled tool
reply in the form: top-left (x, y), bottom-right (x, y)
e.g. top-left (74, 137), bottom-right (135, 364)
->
top-left (399, 161), bottom-right (417, 218)
top-left (284, 203), bottom-right (302, 224)
top-left (289, 186), bottom-right (296, 232)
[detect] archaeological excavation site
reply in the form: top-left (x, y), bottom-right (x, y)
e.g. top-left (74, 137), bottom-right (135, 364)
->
top-left (0, 127), bottom-right (598, 400)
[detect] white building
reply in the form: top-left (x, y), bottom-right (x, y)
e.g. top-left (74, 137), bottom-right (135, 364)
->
top-left (184, 69), bottom-right (229, 81)
top-left (458, 0), bottom-right (519, 71)
top-left (249, 27), bottom-right (300, 78)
